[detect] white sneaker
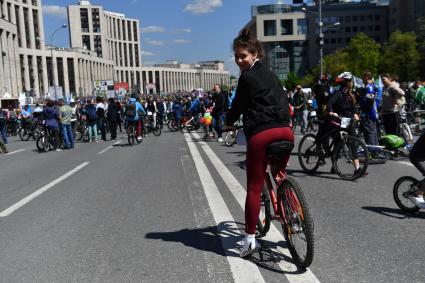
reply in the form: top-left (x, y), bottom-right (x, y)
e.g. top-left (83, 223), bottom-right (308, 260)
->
top-left (217, 137), bottom-right (224, 143)
top-left (410, 195), bottom-right (425, 209)
top-left (137, 136), bottom-right (142, 141)
top-left (240, 236), bottom-right (261, 258)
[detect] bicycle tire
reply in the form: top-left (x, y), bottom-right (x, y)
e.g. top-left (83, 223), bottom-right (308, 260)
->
top-left (256, 186), bottom-right (271, 238)
top-left (277, 177), bottom-right (314, 268)
top-left (19, 128), bottom-right (30, 141)
top-left (298, 133), bottom-right (321, 173)
top-left (153, 127), bottom-right (162, 136)
top-left (393, 176), bottom-right (421, 213)
top-left (128, 125), bottom-right (135, 146)
top-left (333, 136), bottom-right (368, 181)
top-left (36, 135), bottom-right (44, 151)
top-left (224, 131), bottom-right (237, 147)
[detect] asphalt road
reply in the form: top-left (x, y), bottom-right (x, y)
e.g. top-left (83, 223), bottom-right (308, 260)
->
top-left (0, 128), bottom-right (423, 282)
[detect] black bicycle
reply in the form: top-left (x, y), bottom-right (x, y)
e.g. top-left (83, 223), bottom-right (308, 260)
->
top-left (298, 117), bottom-right (369, 181)
top-left (127, 120), bottom-right (142, 146)
top-left (36, 125), bottom-right (64, 152)
top-left (393, 176), bottom-right (424, 213)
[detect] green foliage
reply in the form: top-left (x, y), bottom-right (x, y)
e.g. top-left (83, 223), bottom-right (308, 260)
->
top-left (380, 30), bottom-right (420, 81)
top-left (346, 33), bottom-right (381, 76)
top-left (283, 72), bottom-right (302, 91)
top-left (301, 31), bottom-right (423, 83)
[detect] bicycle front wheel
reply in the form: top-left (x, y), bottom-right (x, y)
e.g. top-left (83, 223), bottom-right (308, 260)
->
top-left (298, 133), bottom-right (321, 173)
top-left (224, 130), bottom-right (237, 146)
top-left (153, 127), bottom-right (162, 136)
top-left (256, 186), bottom-right (271, 238)
top-left (393, 176), bottom-right (421, 213)
top-left (333, 136), bottom-right (368, 181)
top-left (277, 177), bottom-right (314, 268)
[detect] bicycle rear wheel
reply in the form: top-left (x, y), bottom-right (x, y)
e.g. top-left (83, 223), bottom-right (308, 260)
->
top-left (127, 125), bottom-right (135, 146)
top-left (224, 130), bottom-right (237, 146)
top-left (256, 186), bottom-right (271, 238)
top-left (393, 176), bottom-right (421, 213)
top-left (298, 133), bottom-right (321, 173)
top-left (19, 128), bottom-right (30, 141)
top-left (333, 136), bottom-right (368, 181)
top-left (277, 177), bottom-right (314, 268)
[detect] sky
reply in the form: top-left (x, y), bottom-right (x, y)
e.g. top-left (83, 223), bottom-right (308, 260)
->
top-left (41, 0), bottom-right (361, 75)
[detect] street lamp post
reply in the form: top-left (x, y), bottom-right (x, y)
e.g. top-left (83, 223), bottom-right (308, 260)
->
top-left (302, 4), bottom-right (339, 79)
top-left (50, 24), bottom-right (67, 101)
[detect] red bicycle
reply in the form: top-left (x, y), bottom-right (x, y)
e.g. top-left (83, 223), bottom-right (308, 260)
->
top-left (257, 140), bottom-right (314, 268)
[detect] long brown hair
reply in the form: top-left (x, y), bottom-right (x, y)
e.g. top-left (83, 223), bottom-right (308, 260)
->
top-left (232, 28), bottom-right (264, 59)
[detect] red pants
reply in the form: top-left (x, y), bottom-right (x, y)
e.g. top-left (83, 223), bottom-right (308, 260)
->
top-left (245, 127), bottom-right (294, 234)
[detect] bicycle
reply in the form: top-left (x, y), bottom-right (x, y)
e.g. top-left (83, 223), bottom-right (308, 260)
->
top-left (256, 140), bottom-right (314, 268)
top-left (298, 117), bottom-right (369, 181)
top-left (393, 176), bottom-right (425, 213)
top-left (127, 120), bottom-right (142, 146)
top-left (36, 125), bottom-right (64, 152)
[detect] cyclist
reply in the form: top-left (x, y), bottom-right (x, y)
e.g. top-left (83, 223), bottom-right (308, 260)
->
top-left (313, 74), bottom-right (333, 152)
top-left (326, 72), bottom-right (362, 175)
top-left (409, 131), bottom-right (425, 208)
top-left (125, 96), bottom-right (145, 141)
top-left (43, 100), bottom-right (61, 151)
top-left (224, 28), bottom-right (293, 257)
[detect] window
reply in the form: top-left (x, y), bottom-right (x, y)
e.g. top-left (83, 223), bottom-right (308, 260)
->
top-left (345, 37), bottom-right (351, 43)
top-left (345, 16), bottom-right (351, 22)
top-left (353, 26), bottom-right (358, 32)
top-left (338, 38), bottom-right (342, 44)
top-left (360, 15), bottom-right (365, 21)
top-left (339, 16), bottom-right (344, 23)
top-left (375, 36), bottom-right (380, 42)
top-left (345, 27), bottom-right (351, 32)
top-left (375, 15), bottom-right (380, 21)
top-left (297, 19), bottom-right (307, 35)
top-left (281, 19), bottom-right (293, 35)
top-left (368, 25), bottom-right (373, 31)
top-left (82, 35), bottom-right (90, 50)
top-left (353, 16), bottom-right (358, 22)
top-left (92, 8), bottom-right (101, 33)
top-left (375, 25), bottom-right (380, 31)
top-left (80, 8), bottom-right (89, 32)
top-left (264, 20), bottom-right (276, 36)
top-left (360, 26), bottom-right (365, 32)
top-left (330, 38), bottom-right (336, 44)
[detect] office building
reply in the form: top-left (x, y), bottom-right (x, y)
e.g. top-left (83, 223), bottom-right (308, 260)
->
top-left (68, 0), bottom-right (142, 91)
top-left (142, 60), bottom-right (230, 94)
top-left (389, 0), bottom-right (425, 38)
top-left (245, 3), bottom-right (309, 80)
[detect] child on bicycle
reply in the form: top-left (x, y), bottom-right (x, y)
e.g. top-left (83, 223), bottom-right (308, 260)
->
top-left (224, 28), bottom-right (293, 258)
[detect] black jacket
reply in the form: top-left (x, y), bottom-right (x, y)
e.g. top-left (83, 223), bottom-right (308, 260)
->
top-left (212, 91), bottom-right (226, 117)
top-left (107, 103), bottom-right (119, 122)
top-left (226, 61), bottom-right (290, 140)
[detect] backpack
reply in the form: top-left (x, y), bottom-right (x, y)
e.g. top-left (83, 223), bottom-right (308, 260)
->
top-left (125, 103), bottom-right (136, 118)
top-left (86, 106), bottom-right (97, 122)
top-left (380, 134), bottom-right (404, 149)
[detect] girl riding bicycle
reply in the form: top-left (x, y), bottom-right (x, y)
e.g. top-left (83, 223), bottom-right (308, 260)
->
top-left (223, 28), bottom-right (293, 257)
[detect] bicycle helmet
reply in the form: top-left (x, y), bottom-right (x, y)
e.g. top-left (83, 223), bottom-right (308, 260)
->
top-left (335, 72), bottom-right (353, 84)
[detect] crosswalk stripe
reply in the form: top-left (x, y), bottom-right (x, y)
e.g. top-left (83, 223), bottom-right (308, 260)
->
top-left (191, 132), bottom-right (320, 283)
top-left (184, 133), bottom-right (266, 283)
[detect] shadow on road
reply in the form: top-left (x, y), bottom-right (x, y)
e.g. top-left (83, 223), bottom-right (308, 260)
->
top-left (146, 221), bottom-right (309, 275)
top-left (362, 206), bottom-right (425, 219)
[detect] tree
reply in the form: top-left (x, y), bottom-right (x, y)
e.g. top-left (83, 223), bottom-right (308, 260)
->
top-left (283, 72), bottom-right (301, 91)
top-left (380, 31), bottom-right (420, 81)
top-left (345, 33), bottom-right (381, 76)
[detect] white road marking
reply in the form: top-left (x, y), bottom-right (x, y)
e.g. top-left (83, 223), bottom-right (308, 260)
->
top-left (184, 133), bottom-right (265, 283)
top-left (98, 141), bottom-right (121, 155)
top-left (0, 162), bottom-right (89, 217)
top-left (398, 161), bottom-right (414, 167)
top-left (5, 149), bottom-right (25, 155)
top-left (192, 132), bottom-right (320, 283)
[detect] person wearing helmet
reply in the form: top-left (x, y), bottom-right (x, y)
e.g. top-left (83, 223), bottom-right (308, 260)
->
top-left (326, 72), bottom-right (362, 175)
top-left (313, 74), bottom-right (333, 150)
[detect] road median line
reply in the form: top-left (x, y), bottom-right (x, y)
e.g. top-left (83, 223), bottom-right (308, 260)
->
top-left (0, 162), bottom-right (89, 217)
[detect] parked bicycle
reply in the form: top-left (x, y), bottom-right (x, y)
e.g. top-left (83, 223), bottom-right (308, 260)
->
top-left (257, 140), bottom-right (314, 268)
top-left (298, 117), bottom-right (369, 181)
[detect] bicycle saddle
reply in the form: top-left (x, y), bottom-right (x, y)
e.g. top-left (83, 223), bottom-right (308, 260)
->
top-left (266, 141), bottom-right (294, 156)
